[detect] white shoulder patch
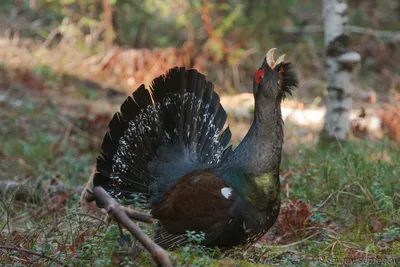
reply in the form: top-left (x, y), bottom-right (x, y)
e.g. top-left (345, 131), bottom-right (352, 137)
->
top-left (221, 187), bottom-right (233, 199)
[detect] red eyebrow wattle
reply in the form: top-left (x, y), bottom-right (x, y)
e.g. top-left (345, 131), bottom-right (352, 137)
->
top-left (255, 70), bottom-right (264, 84)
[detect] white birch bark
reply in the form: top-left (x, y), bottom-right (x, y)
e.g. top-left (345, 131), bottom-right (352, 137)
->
top-left (322, 0), bottom-right (360, 140)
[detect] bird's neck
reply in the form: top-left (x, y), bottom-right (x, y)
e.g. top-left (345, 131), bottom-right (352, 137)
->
top-left (227, 97), bottom-right (284, 208)
top-left (237, 97), bottom-right (284, 172)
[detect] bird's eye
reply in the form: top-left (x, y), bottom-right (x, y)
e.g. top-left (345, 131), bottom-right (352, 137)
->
top-left (255, 70), bottom-right (264, 84)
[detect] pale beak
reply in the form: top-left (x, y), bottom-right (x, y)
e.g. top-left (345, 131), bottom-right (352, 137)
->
top-left (265, 48), bottom-right (285, 69)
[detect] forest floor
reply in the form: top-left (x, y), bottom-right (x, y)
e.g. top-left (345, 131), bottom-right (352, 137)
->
top-left (1, 60), bottom-right (399, 266)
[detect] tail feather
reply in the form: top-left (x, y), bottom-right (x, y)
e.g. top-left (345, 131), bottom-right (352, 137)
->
top-left (93, 67), bottom-right (232, 205)
top-left (219, 126), bottom-right (233, 159)
top-left (153, 223), bottom-right (187, 249)
top-left (95, 85), bottom-right (153, 194)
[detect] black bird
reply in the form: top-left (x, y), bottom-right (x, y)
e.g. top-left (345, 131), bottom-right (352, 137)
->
top-left (93, 48), bottom-right (298, 249)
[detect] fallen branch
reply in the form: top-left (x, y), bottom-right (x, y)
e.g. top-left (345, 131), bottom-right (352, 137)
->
top-left (262, 231), bottom-right (321, 250)
top-left (258, 232), bottom-right (321, 262)
top-left (0, 181), bottom-right (85, 202)
top-left (277, 25), bottom-right (400, 41)
top-left (0, 245), bottom-right (64, 265)
top-left (88, 187), bottom-right (172, 267)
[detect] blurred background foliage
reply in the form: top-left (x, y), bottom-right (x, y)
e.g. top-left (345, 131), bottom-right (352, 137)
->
top-left (0, 0), bottom-right (399, 99)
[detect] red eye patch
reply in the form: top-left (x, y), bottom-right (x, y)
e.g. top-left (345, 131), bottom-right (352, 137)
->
top-left (255, 70), bottom-right (264, 84)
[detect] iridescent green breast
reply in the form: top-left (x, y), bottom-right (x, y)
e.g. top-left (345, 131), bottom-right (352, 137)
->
top-left (253, 172), bottom-right (279, 199)
top-left (242, 171), bottom-right (280, 209)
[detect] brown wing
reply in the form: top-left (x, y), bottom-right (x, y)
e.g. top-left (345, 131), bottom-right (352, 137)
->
top-left (151, 169), bottom-right (234, 246)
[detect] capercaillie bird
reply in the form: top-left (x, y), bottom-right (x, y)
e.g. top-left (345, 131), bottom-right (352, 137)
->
top-left (93, 48), bottom-right (298, 249)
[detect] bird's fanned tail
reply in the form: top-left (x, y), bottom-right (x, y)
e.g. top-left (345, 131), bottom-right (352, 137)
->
top-left (93, 67), bottom-right (233, 206)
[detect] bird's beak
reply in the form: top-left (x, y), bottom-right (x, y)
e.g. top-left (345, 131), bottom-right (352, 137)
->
top-left (265, 48), bottom-right (285, 69)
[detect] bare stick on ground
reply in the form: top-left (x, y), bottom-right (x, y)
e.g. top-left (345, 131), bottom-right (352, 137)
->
top-left (0, 245), bottom-right (64, 265)
top-left (0, 181), bottom-right (85, 202)
top-left (87, 187), bottom-right (172, 267)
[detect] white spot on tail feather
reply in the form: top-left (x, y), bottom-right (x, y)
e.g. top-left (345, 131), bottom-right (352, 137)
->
top-left (221, 187), bottom-right (233, 199)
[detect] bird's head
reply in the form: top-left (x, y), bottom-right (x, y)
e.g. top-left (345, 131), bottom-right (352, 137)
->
top-left (253, 48), bottom-right (298, 101)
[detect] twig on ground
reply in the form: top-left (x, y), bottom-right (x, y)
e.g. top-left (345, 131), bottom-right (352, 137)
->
top-left (81, 167), bottom-right (96, 208)
top-left (241, 231), bottom-right (321, 260)
top-left (258, 231), bottom-right (321, 259)
top-left (0, 245), bottom-right (64, 265)
top-left (88, 187), bottom-right (172, 267)
top-left (0, 181), bottom-right (85, 202)
top-left (262, 250), bottom-right (291, 262)
top-left (72, 212), bottom-right (107, 225)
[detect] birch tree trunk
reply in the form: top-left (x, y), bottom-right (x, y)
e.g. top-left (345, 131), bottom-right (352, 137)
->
top-left (321, 0), bottom-right (360, 141)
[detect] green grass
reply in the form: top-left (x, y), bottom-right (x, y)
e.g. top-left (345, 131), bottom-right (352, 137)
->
top-left (273, 141), bottom-right (400, 265)
top-left (1, 71), bottom-right (399, 266)
top-left (0, 86), bottom-right (96, 187)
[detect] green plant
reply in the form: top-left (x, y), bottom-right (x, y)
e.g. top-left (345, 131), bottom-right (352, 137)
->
top-left (309, 206), bottom-right (328, 224)
top-left (375, 226), bottom-right (400, 242)
top-left (170, 231), bottom-right (221, 266)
